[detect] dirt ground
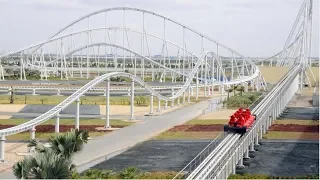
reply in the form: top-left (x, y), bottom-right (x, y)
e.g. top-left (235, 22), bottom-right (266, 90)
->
top-left (0, 142), bottom-right (29, 172)
top-left (0, 104), bottom-right (26, 119)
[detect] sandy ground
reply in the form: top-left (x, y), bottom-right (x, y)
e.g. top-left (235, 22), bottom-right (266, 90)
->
top-left (0, 105), bottom-right (26, 119)
top-left (0, 104), bottom-right (26, 112)
top-left (0, 142), bottom-right (29, 172)
top-left (297, 87), bottom-right (319, 96)
top-left (197, 109), bottom-right (234, 120)
top-left (287, 94), bottom-right (313, 108)
top-left (99, 103), bottom-right (192, 116)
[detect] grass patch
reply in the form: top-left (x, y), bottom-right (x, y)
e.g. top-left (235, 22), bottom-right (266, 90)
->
top-left (154, 131), bottom-right (221, 140)
top-left (185, 119), bottom-right (228, 125)
top-left (5, 131), bottom-right (108, 141)
top-left (0, 119), bottom-right (134, 126)
top-left (275, 119), bottom-right (319, 125)
top-left (263, 131), bottom-right (319, 140)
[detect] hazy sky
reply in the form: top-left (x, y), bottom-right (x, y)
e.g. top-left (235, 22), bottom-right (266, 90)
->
top-left (0, 0), bottom-right (318, 57)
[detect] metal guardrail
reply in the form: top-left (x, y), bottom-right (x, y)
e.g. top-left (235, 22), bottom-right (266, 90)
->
top-left (173, 133), bottom-right (225, 179)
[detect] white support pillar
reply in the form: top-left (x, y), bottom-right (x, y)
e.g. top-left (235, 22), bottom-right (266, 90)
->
top-left (130, 80), bottom-right (134, 120)
top-left (188, 86), bottom-right (191, 103)
top-left (149, 94), bottom-right (154, 114)
top-left (177, 97), bottom-right (180, 105)
top-left (232, 157), bottom-right (236, 174)
top-left (157, 100), bottom-right (161, 112)
top-left (250, 141), bottom-right (255, 152)
top-left (237, 156), bottom-right (244, 167)
top-left (259, 127), bottom-right (263, 139)
top-left (196, 71), bottom-right (199, 100)
top-left (0, 136), bottom-right (6, 162)
top-left (244, 149), bottom-right (250, 159)
top-left (30, 126), bottom-right (36, 140)
top-left (255, 133), bottom-right (259, 145)
top-left (75, 97), bottom-right (80, 129)
top-left (106, 79), bottom-right (111, 126)
top-left (32, 89), bottom-right (37, 95)
top-left (164, 100), bottom-right (168, 110)
top-left (55, 113), bottom-right (60, 133)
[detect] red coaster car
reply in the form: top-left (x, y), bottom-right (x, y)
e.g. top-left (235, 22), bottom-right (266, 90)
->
top-left (224, 108), bottom-right (256, 134)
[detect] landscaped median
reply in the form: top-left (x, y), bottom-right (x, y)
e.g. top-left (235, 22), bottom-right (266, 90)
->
top-left (154, 119), bottom-right (227, 140)
top-left (0, 119), bottom-right (135, 140)
top-left (263, 119), bottom-right (319, 140)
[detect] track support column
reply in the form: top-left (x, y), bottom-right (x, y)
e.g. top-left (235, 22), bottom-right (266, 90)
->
top-left (106, 79), bottom-right (111, 126)
top-left (130, 80), bottom-right (134, 120)
top-left (255, 133), bottom-right (259, 145)
top-left (164, 100), bottom-right (168, 110)
top-left (149, 94), bottom-right (154, 114)
top-left (188, 86), bottom-right (191, 103)
top-left (157, 100), bottom-right (161, 112)
top-left (0, 136), bottom-right (5, 162)
top-left (244, 149), bottom-right (250, 159)
top-left (196, 72), bottom-right (199, 100)
top-left (30, 126), bottom-right (36, 140)
top-left (250, 141), bottom-right (255, 152)
top-left (55, 113), bottom-right (60, 133)
top-left (75, 97), bottom-right (80, 130)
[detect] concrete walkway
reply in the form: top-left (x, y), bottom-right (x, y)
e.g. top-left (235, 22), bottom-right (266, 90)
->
top-left (73, 97), bottom-right (221, 172)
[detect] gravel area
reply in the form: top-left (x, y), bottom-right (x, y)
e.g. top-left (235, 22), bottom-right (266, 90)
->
top-left (88, 140), bottom-right (319, 177)
top-left (240, 141), bottom-right (319, 176)
top-left (91, 140), bottom-right (212, 172)
top-left (279, 107), bottom-right (319, 120)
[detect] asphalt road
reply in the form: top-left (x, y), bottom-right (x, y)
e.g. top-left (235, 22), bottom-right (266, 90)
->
top-left (88, 140), bottom-right (319, 176)
top-left (278, 107), bottom-right (319, 120)
top-left (91, 140), bottom-right (212, 172)
top-left (239, 140), bottom-right (319, 176)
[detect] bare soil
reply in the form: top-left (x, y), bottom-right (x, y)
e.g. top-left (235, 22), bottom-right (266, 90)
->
top-left (269, 124), bottom-right (319, 133)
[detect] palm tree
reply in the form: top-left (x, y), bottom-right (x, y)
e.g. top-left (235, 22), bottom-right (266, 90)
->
top-left (236, 85), bottom-right (245, 96)
top-left (13, 129), bottom-right (89, 179)
top-left (226, 88), bottom-right (233, 100)
top-left (13, 149), bottom-right (74, 179)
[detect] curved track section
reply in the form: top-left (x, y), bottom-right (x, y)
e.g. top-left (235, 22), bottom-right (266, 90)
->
top-left (0, 7), bottom-right (263, 89)
top-left (0, 49), bottom-right (257, 137)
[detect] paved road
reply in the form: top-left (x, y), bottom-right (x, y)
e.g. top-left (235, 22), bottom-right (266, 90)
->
top-left (73, 97), bottom-right (218, 172)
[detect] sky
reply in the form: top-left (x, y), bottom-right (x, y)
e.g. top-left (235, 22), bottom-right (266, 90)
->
top-left (0, 0), bottom-right (318, 57)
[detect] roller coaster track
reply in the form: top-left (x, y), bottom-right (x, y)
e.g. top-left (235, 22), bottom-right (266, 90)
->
top-left (0, 49), bottom-right (259, 137)
top-left (178, 64), bottom-right (301, 179)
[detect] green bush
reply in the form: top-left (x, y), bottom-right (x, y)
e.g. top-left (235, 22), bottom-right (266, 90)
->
top-left (224, 92), bottom-right (261, 108)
